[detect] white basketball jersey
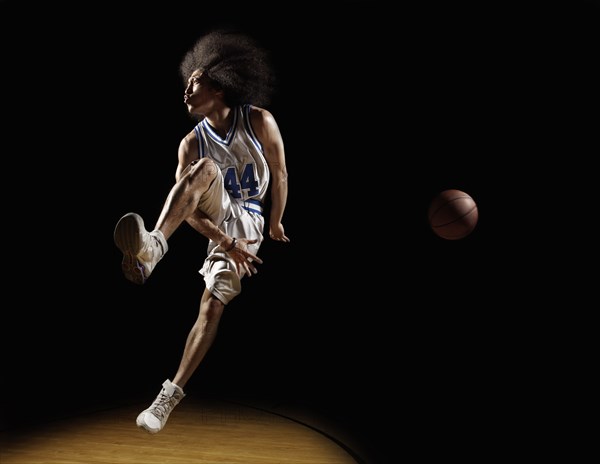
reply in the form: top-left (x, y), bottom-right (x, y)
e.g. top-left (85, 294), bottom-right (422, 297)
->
top-left (193, 104), bottom-right (269, 216)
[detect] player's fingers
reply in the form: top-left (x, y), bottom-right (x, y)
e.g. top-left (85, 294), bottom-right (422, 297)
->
top-left (247, 253), bottom-right (263, 264)
top-left (245, 261), bottom-right (257, 276)
top-left (233, 247), bottom-right (262, 265)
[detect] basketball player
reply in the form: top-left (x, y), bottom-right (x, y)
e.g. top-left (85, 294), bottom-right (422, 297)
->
top-left (113, 30), bottom-right (290, 433)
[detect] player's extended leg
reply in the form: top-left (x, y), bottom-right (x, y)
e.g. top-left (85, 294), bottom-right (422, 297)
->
top-left (136, 288), bottom-right (225, 433)
top-left (114, 158), bottom-right (218, 284)
top-left (172, 288), bottom-right (225, 388)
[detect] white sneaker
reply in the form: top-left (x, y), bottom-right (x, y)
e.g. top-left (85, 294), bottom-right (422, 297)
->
top-left (114, 212), bottom-right (168, 285)
top-left (136, 379), bottom-right (185, 434)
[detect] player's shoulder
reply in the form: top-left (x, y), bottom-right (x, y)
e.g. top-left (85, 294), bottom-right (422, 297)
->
top-left (247, 105), bottom-right (276, 128)
top-left (179, 127), bottom-right (200, 154)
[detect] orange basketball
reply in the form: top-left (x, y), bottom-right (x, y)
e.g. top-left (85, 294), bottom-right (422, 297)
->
top-left (428, 189), bottom-right (478, 240)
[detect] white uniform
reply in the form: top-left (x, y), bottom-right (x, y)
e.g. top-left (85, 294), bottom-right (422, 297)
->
top-left (193, 104), bottom-right (269, 304)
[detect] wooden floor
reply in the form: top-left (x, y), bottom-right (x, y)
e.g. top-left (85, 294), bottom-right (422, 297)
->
top-left (0, 397), bottom-right (362, 464)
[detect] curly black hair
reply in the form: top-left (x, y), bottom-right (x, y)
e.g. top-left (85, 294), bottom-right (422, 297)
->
top-left (180, 30), bottom-right (276, 108)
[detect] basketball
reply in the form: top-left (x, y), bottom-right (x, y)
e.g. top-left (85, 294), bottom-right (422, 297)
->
top-left (428, 189), bottom-right (478, 240)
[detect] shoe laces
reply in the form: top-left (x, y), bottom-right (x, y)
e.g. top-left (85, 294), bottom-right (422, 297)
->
top-left (149, 391), bottom-right (178, 420)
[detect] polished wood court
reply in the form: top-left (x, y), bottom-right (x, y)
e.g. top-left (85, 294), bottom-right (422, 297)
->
top-left (0, 397), bottom-right (362, 463)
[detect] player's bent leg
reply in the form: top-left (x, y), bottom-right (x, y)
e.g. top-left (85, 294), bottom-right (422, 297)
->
top-left (114, 212), bottom-right (168, 284)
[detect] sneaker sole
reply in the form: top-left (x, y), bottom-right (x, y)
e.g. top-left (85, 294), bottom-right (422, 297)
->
top-left (114, 213), bottom-right (148, 285)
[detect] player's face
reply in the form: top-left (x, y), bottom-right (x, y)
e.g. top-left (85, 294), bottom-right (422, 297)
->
top-left (183, 71), bottom-right (222, 115)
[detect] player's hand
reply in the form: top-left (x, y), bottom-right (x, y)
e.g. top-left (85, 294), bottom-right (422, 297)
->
top-left (269, 223), bottom-right (290, 242)
top-left (224, 238), bottom-right (263, 276)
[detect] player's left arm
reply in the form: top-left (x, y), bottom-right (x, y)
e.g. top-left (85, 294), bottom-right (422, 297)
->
top-left (250, 106), bottom-right (290, 242)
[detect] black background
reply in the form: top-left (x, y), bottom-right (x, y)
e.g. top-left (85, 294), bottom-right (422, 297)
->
top-left (1, 1), bottom-right (598, 462)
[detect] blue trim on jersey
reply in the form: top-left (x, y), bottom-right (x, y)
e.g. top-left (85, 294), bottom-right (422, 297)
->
top-left (202, 109), bottom-right (238, 146)
top-left (243, 104), bottom-right (263, 153)
top-left (242, 198), bottom-right (264, 215)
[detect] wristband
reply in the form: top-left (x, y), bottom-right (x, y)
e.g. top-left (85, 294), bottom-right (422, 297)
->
top-left (225, 238), bottom-right (237, 252)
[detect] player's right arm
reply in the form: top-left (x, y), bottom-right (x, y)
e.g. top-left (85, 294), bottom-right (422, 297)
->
top-left (176, 131), bottom-right (199, 181)
top-left (176, 131), bottom-right (262, 275)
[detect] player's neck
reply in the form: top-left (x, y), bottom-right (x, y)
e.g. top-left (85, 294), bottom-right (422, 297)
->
top-left (205, 106), bottom-right (234, 138)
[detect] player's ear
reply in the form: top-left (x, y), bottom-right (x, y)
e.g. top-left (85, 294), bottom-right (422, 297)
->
top-left (208, 82), bottom-right (225, 100)
top-left (203, 73), bottom-right (224, 97)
